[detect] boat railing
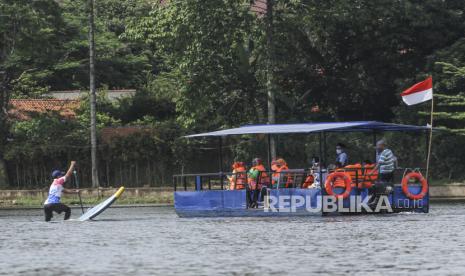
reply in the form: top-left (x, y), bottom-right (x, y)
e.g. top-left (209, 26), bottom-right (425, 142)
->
top-left (173, 170), bottom-right (311, 191)
top-left (173, 172), bottom-right (231, 191)
top-left (173, 167), bottom-right (427, 192)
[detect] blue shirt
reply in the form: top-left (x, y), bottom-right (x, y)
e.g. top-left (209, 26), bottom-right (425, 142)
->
top-left (336, 152), bottom-right (348, 166)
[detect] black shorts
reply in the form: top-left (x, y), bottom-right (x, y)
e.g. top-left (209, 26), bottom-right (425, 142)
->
top-left (44, 203), bottom-right (71, 222)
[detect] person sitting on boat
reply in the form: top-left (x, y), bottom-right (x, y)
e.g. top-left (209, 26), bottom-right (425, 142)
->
top-left (331, 162), bottom-right (350, 189)
top-left (361, 160), bottom-right (377, 188)
top-left (302, 173), bottom-right (314, 188)
top-left (43, 161), bottom-right (79, 222)
top-left (303, 157), bottom-right (322, 188)
top-left (335, 143), bottom-right (349, 167)
top-left (271, 159), bottom-right (280, 186)
top-left (271, 158), bottom-right (292, 188)
top-left (247, 158), bottom-right (269, 208)
top-left (341, 160), bottom-right (377, 188)
top-left (228, 161), bottom-right (247, 190)
top-left (344, 162), bottom-right (364, 188)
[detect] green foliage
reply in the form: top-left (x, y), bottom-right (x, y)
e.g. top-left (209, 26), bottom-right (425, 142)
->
top-left (3, 0), bottom-right (465, 186)
top-left (125, 0), bottom-right (261, 129)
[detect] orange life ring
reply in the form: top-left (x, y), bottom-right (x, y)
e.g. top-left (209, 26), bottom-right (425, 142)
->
top-left (401, 172), bottom-right (428, 200)
top-left (325, 172), bottom-right (352, 199)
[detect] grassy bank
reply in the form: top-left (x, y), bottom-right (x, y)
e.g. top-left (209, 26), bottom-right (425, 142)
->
top-left (0, 192), bottom-right (173, 208)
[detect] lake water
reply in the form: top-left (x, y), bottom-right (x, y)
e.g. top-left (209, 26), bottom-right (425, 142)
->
top-left (2, 203), bottom-right (465, 275)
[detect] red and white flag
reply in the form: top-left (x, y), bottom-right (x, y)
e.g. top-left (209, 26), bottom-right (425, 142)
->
top-left (401, 76), bottom-right (433, 106)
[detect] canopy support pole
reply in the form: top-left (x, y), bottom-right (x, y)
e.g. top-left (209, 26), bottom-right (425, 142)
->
top-left (425, 131), bottom-right (429, 169)
top-left (218, 137), bottom-right (223, 172)
top-left (319, 132), bottom-right (325, 215)
top-left (319, 132), bottom-right (323, 166)
top-left (372, 131), bottom-right (377, 162)
top-left (218, 137), bottom-right (224, 190)
top-left (323, 132), bottom-right (327, 168)
top-left (267, 134), bottom-right (272, 171)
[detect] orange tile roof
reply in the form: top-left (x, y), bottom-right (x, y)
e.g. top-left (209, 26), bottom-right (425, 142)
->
top-left (8, 99), bottom-right (80, 120)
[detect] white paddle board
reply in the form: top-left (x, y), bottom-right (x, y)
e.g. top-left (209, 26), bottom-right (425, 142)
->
top-left (78, 187), bottom-right (125, 221)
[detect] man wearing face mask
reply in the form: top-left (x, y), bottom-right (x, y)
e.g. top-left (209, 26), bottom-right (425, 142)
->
top-left (335, 143), bottom-right (349, 167)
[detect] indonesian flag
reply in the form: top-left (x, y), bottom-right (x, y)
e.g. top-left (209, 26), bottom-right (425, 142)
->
top-left (401, 76), bottom-right (433, 106)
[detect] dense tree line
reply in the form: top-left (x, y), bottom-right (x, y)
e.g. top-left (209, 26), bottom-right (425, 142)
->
top-left (1, 0), bottom-right (465, 187)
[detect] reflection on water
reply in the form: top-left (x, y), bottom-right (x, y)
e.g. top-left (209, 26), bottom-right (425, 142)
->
top-left (2, 204), bottom-right (465, 275)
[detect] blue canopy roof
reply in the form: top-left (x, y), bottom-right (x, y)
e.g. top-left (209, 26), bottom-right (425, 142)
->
top-left (185, 121), bottom-right (431, 138)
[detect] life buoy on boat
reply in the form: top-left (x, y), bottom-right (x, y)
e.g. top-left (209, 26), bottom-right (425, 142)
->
top-left (325, 172), bottom-right (352, 199)
top-left (401, 172), bottom-right (428, 200)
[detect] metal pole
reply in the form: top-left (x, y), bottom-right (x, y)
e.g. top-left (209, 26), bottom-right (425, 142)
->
top-left (218, 137), bottom-right (223, 172)
top-left (218, 137), bottom-right (224, 190)
top-left (267, 134), bottom-right (272, 171)
top-left (426, 95), bottom-right (434, 182)
top-left (319, 132), bottom-right (323, 183)
top-left (425, 131), bottom-right (429, 169)
top-left (88, 0), bottom-right (99, 189)
top-left (372, 131), bottom-right (377, 163)
top-left (319, 132), bottom-right (325, 215)
top-left (323, 132), bottom-right (327, 168)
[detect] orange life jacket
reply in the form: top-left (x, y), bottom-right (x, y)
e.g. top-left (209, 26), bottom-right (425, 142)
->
top-left (344, 164), bottom-right (364, 187)
top-left (272, 164), bottom-right (293, 188)
top-left (229, 166), bottom-right (247, 190)
top-left (333, 169), bottom-right (351, 188)
top-left (361, 164), bottom-right (377, 188)
top-left (278, 165), bottom-right (294, 188)
top-left (302, 174), bottom-right (314, 188)
top-left (248, 164), bottom-right (269, 190)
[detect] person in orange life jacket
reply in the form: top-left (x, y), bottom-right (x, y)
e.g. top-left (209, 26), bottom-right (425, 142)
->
top-left (274, 158), bottom-right (293, 188)
top-left (361, 160), bottom-right (377, 188)
top-left (302, 165), bottom-right (315, 188)
top-left (228, 161), bottom-right (247, 190)
top-left (344, 161), bottom-right (371, 188)
top-left (341, 160), bottom-right (376, 188)
top-left (271, 158), bottom-right (285, 188)
top-left (303, 156), bottom-right (322, 188)
top-left (43, 161), bottom-right (80, 222)
top-left (247, 158), bottom-right (269, 208)
top-left (331, 161), bottom-right (349, 188)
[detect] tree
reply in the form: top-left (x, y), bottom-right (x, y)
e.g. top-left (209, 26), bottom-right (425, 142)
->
top-left (125, 0), bottom-right (262, 130)
top-left (0, 0), bottom-right (67, 187)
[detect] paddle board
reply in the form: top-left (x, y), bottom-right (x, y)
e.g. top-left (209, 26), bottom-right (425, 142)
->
top-left (78, 187), bottom-right (125, 221)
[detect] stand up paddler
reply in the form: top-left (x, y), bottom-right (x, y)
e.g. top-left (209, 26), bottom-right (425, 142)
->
top-left (43, 161), bottom-right (80, 222)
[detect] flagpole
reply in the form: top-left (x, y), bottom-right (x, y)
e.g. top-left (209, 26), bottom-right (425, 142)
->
top-left (425, 95), bottom-right (434, 182)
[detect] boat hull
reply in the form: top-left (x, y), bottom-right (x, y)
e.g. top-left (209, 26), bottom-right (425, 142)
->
top-left (175, 186), bottom-right (428, 217)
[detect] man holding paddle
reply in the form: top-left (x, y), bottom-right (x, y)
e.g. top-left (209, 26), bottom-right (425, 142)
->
top-left (43, 161), bottom-right (80, 222)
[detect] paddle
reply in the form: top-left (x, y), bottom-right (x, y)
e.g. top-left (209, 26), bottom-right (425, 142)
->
top-left (73, 170), bottom-right (85, 214)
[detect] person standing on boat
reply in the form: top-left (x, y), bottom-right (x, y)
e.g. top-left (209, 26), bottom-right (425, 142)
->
top-left (335, 143), bottom-right (349, 167)
top-left (228, 161), bottom-right (247, 190)
top-left (43, 161), bottom-right (79, 222)
top-left (372, 139), bottom-right (396, 182)
top-left (247, 158), bottom-right (269, 208)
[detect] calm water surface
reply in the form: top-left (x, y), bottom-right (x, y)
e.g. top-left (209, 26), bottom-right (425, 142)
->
top-left (2, 203), bottom-right (465, 275)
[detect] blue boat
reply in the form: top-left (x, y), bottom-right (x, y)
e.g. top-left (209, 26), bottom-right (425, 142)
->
top-left (173, 121), bottom-right (431, 217)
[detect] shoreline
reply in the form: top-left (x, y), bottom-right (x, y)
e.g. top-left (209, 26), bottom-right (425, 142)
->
top-left (2, 185), bottom-right (465, 209)
top-left (0, 187), bottom-right (173, 209)
top-left (0, 203), bottom-right (173, 210)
